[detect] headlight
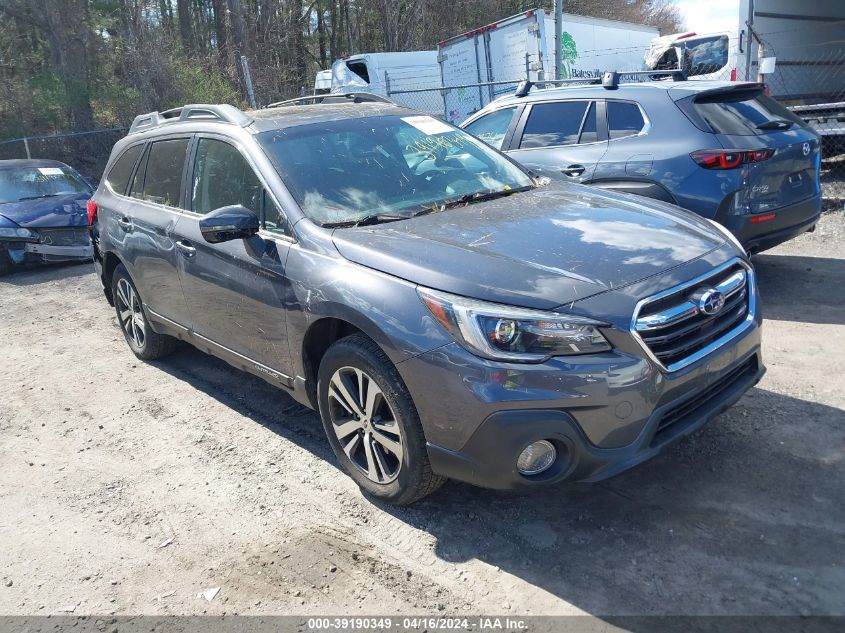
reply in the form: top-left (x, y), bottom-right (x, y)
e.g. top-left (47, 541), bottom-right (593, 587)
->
top-left (706, 218), bottom-right (746, 255)
top-left (418, 287), bottom-right (611, 362)
top-left (0, 227), bottom-right (37, 240)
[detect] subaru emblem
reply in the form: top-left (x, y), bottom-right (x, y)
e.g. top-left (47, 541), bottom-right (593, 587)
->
top-left (802, 142), bottom-right (811, 156)
top-left (696, 288), bottom-right (726, 316)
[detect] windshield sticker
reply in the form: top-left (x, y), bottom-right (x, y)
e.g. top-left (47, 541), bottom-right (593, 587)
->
top-left (38, 167), bottom-right (65, 176)
top-left (401, 116), bottom-right (453, 136)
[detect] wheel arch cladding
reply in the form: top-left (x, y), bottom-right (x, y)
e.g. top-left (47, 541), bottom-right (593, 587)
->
top-left (301, 316), bottom-right (366, 409)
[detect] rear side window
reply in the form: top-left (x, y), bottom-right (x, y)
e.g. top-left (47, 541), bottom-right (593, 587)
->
top-left (141, 138), bottom-right (189, 207)
top-left (519, 101), bottom-right (590, 148)
top-left (684, 36), bottom-right (729, 76)
top-left (105, 144), bottom-right (143, 195)
top-left (463, 108), bottom-right (516, 149)
top-left (607, 102), bottom-right (645, 140)
top-left (691, 90), bottom-right (807, 136)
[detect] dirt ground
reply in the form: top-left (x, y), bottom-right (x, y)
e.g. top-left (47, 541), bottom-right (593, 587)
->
top-left (1, 211), bottom-right (844, 620)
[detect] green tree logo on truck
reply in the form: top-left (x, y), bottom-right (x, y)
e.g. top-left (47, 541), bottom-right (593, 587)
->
top-left (560, 31), bottom-right (577, 79)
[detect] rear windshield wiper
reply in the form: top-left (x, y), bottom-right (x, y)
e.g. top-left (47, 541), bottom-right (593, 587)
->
top-left (756, 119), bottom-right (793, 130)
top-left (320, 213), bottom-right (409, 229)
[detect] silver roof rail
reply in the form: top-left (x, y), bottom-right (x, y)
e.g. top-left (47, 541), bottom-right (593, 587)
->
top-left (514, 69), bottom-right (687, 97)
top-left (264, 92), bottom-right (395, 108)
top-left (514, 77), bottom-right (601, 97)
top-left (128, 104), bottom-right (253, 135)
top-left (601, 69), bottom-right (687, 90)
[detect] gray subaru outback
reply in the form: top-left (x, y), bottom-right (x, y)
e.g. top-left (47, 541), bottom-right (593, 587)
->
top-left (89, 98), bottom-right (764, 504)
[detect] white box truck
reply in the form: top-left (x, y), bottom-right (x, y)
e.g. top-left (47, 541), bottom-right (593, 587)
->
top-left (437, 9), bottom-right (658, 123)
top-left (330, 51), bottom-right (445, 115)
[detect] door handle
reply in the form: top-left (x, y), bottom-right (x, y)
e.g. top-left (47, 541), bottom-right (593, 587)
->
top-left (562, 164), bottom-right (586, 177)
top-left (117, 217), bottom-right (132, 231)
top-left (175, 240), bottom-right (196, 258)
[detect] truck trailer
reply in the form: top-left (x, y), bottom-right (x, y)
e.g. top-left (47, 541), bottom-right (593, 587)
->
top-left (437, 9), bottom-right (658, 123)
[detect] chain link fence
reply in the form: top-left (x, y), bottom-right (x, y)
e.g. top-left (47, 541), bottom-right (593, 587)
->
top-left (0, 128), bottom-right (128, 183)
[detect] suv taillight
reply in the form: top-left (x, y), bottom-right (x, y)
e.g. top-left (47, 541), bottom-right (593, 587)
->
top-left (86, 199), bottom-right (98, 225)
top-left (690, 149), bottom-right (775, 170)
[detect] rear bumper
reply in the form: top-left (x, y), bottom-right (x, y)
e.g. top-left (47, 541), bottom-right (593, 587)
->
top-left (726, 194), bottom-right (821, 254)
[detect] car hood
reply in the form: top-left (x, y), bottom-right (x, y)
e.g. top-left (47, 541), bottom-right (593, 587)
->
top-left (0, 192), bottom-right (90, 228)
top-left (331, 182), bottom-right (726, 310)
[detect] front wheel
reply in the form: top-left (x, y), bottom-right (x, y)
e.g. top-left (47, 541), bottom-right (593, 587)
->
top-left (317, 334), bottom-right (445, 505)
top-left (111, 264), bottom-right (177, 360)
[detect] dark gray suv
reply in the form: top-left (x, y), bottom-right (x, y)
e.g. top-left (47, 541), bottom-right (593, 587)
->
top-left (90, 100), bottom-right (764, 504)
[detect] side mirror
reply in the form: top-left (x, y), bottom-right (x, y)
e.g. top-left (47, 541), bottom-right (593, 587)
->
top-left (199, 204), bottom-right (260, 244)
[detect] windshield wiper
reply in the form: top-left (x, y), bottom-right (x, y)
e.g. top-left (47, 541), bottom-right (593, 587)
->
top-left (432, 185), bottom-right (534, 212)
top-left (757, 119), bottom-right (793, 130)
top-left (17, 193), bottom-right (63, 201)
top-left (321, 213), bottom-right (409, 229)
top-left (321, 186), bottom-right (534, 227)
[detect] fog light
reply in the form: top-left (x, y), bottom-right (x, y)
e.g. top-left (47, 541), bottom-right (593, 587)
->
top-left (516, 440), bottom-right (556, 475)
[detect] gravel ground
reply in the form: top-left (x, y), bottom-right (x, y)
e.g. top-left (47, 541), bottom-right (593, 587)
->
top-left (1, 211), bottom-right (843, 619)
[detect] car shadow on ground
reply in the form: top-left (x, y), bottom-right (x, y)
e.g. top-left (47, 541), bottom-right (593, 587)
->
top-left (152, 344), bottom-right (845, 617)
top-left (0, 260), bottom-right (94, 287)
top-left (754, 253), bottom-right (845, 325)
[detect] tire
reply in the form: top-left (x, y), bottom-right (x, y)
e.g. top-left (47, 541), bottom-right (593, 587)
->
top-left (317, 333), bottom-right (445, 505)
top-left (111, 264), bottom-right (177, 361)
top-left (0, 253), bottom-right (10, 277)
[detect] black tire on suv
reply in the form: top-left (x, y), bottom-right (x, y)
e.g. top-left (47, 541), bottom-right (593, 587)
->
top-left (111, 264), bottom-right (177, 360)
top-left (317, 333), bottom-right (445, 505)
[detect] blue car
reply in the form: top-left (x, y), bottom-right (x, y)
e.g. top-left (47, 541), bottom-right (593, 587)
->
top-left (0, 159), bottom-right (94, 275)
top-left (461, 79), bottom-right (822, 254)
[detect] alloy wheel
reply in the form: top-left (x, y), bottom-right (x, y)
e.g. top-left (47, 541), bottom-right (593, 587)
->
top-left (327, 366), bottom-right (404, 484)
top-left (115, 278), bottom-right (146, 349)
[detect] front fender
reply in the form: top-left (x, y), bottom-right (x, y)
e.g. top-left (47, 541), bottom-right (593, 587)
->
top-left (284, 247), bottom-right (454, 377)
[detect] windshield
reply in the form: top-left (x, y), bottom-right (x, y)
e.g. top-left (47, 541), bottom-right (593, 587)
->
top-left (0, 166), bottom-right (90, 204)
top-left (258, 114), bottom-right (533, 225)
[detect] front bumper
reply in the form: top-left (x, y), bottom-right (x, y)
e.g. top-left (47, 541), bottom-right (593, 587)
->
top-left (1, 227), bottom-right (93, 263)
top-left (399, 302), bottom-right (763, 490)
top-left (426, 349), bottom-right (763, 489)
top-left (724, 194), bottom-right (821, 254)
top-left (23, 242), bottom-right (93, 258)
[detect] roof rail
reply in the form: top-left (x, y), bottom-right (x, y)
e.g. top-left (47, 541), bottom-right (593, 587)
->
top-left (513, 69), bottom-right (687, 97)
top-left (128, 104), bottom-right (253, 135)
top-left (264, 92), bottom-right (395, 108)
top-left (601, 69), bottom-right (687, 90)
top-left (514, 77), bottom-right (601, 97)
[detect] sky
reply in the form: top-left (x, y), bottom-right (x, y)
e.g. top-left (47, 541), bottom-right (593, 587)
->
top-left (674, 0), bottom-right (740, 34)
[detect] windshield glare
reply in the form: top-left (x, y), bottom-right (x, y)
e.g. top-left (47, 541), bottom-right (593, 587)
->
top-left (258, 114), bottom-right (533, 225)
top-left (0, 166), bottom-right (90, 204)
